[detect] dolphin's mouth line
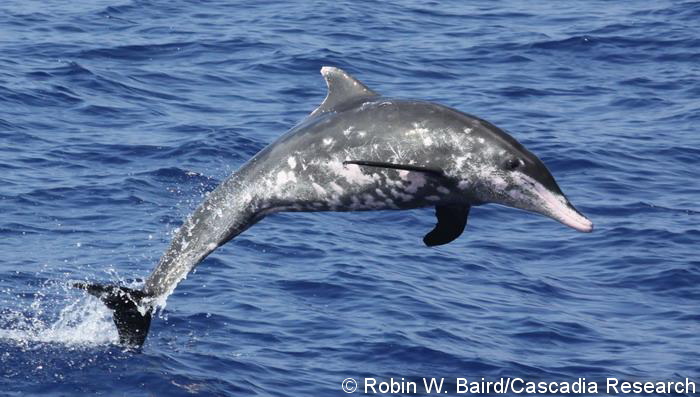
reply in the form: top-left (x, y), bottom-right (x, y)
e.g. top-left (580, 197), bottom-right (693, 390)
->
top-left (516, 173), bottom-right (593, 233)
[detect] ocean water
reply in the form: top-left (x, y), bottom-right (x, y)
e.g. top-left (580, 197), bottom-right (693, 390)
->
top-left (0, 1), bottom-right (698, 396)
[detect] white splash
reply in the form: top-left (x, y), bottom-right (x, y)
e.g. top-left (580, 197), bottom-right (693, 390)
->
top-left (0, 289), bottom-right (118, 347)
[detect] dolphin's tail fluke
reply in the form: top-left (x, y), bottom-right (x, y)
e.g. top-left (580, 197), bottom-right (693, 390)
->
top-left (73, 282), bottom-right (153, 348)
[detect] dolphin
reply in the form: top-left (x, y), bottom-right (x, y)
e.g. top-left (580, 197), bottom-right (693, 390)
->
top-left (75, 67), bottom-right (593, 347)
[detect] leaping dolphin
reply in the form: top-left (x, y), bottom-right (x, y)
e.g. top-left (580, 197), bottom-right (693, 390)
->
top-left (75, 67), bottom-right (593, 347)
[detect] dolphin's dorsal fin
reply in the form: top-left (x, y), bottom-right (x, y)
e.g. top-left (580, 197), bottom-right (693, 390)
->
top-left (310, 67), bottom-right (379, 117)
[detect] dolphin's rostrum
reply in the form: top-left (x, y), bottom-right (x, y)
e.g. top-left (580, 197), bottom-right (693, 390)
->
top-left (76, 67), bottom-right (593, 347)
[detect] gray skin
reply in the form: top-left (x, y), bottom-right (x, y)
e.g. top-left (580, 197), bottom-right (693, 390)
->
top-left (142, 66), bottom-right (593, 302)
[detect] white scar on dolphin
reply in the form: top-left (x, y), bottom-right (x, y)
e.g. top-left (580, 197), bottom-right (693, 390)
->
top-left (74, 67), bottom-right (593, 348)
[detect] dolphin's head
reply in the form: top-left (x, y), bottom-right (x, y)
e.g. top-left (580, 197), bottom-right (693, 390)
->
top-left (451, 116), bottom-right (593, 233)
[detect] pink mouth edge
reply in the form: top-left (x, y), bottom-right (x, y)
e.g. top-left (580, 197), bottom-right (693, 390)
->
top-left (542, 193), bottom-right (593, 233)
top-left (554, 206), bottom-right (594, 232)
top-left (530, 180), bottom-right (593, 233)
top-left (514, 173), bottom-right (594, 233)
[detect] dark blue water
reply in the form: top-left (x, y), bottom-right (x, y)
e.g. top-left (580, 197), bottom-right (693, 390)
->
top-left (0, 1), bottom-right (698, 396)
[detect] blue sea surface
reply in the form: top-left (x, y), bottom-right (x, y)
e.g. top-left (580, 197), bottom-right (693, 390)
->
top-left (0, 1), bottom-right (698, 396)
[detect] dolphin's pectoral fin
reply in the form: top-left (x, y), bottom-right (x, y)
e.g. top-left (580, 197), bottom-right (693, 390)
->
top-left (310, 67), bottom-right (379, 117)
top-left (423, 204), bottom-right (471, 247)
top-left (73, 282), bottom-right (152, 348)
top-left (343, 160), bottom-right (444, 176)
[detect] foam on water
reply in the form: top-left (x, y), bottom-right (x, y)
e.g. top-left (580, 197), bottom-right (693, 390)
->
top-left (0, 296), bottom-right (117, 348)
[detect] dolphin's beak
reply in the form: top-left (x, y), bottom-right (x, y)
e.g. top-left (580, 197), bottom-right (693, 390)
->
top-left (514, 173), bottom-right (593, 233)
top-left (541, 194), bottom-right (593, 233)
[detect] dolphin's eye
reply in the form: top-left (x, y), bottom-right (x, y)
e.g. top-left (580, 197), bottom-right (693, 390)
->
top-left (505, 158), bottom-right (521, 171)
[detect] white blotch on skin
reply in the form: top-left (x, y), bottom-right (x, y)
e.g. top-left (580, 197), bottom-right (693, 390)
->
top-left (454, 155), bottom-right (471, 170)
top-left (399, 170), bottom-right (426, 193)
top-left (384, 199), bottom-right (398, 208)
top-left (328, 193), bottom-right (342, 207)
top-left (458, 180), bottom-right (471, 190)
top-left (391, 188), bottom-right (413, 202)
top-left (329, 182), bottom-right (344, 194)
top-left (464, 127), bottom-right (473, 134)
top-left (478, 137), bottom-right (485, 144)
top-left (426, 195), bottom-right (440, 201)
top-left (323, 138), bottom-right (334, 146)
top-left (328, 160), bottom-right (375, 185)
top-left (312, 182), bottom-right (327, 195)
top-left (437, 186), bottom-right (450, 194)
top-left (362, 194), bottom-right (383, 208)
top-left (491, 175), bottom-right (508, 190)
top-left (287, 156), bottom-right (297, 169)
top-left (507, 188), bottom-right (528, 202)
top-left (405, 123), bottom-right (432, 148)
top-left (207, 243), bottom-right (217, 251)
top-left (276, 170), bottom-right (297, 185)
